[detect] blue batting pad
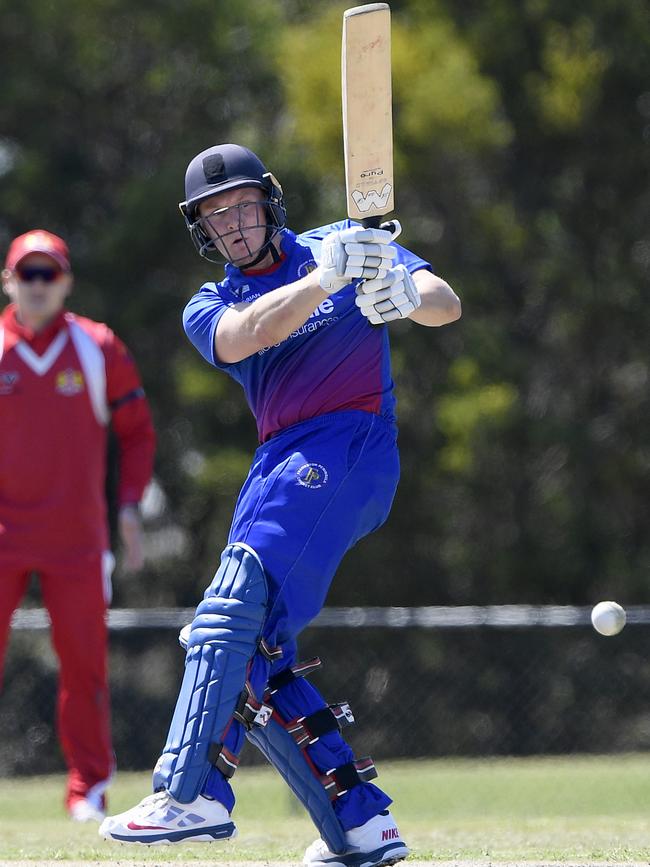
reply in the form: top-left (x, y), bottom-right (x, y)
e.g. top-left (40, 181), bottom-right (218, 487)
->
top-left (247, 717), bottom-right (348, 855)
top-left (153, 543), bottom-right (267, 802)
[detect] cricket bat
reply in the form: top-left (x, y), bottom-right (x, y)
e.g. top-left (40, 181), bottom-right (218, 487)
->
top-left (342, 3), bottom-right (394, 230)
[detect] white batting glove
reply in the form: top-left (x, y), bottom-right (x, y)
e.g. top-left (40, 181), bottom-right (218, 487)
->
top-left (355, 263), bottom-right (422, 324)
top-left (316, 226), bottom-right (397, 294)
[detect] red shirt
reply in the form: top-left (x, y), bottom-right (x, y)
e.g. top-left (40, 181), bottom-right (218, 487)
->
top-left (0, 305), bottom-right (155, 566)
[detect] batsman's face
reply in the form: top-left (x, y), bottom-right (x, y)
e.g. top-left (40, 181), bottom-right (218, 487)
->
top-left (198, 187), bottom-right (271, 268)
top-left (2, 253), bottom-right (72, 331)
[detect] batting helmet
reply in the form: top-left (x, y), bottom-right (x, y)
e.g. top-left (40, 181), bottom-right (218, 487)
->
top-left (179, 144), bottom-right (287, 264)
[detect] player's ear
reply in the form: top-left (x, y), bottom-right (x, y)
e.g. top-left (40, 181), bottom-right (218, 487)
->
top-left (62, 273), bottom-right (74, 298)
top-left (1, 268), bottom-right (14, 298)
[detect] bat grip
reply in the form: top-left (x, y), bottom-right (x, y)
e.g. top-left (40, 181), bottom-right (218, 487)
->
top-left (361, 217), bottom-right (401, 240)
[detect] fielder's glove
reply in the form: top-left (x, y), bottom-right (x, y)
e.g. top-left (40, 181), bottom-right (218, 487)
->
top-left (316, 226), bottom-right (397, 294)
top-left (355, 263), bottom-right (422, 324)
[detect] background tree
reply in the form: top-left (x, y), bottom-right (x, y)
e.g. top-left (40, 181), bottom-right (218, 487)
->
top-left (2, 0), bottom-right (650, 771)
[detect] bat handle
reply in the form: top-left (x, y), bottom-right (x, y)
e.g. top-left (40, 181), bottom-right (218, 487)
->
top-left (362, 216), bottom-right (402, 240)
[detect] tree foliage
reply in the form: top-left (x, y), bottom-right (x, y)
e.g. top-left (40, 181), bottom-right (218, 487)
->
top-left (1, 0), bottom-right (649, 610)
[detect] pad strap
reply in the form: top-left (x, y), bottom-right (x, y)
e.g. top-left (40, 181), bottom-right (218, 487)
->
top-left (226, 637), bottom-right (282, 730)
top-left (321, 757), bottom-right (378, 799)
top-left (207, 743), bottom-right (240, 779)
top-left (287, 702), bottom-right (355, 748)
top-left (234, 681), bottom-right (273, 730)
top-left (266, 657), bottom-right (322, 694)
top-left (259, 638), bottom-right (283, 661)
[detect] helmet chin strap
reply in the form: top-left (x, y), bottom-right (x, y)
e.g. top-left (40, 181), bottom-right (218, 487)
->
top-left (232, 227), bottom-right (281, 270)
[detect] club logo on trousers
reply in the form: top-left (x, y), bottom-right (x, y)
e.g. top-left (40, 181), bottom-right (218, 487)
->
top-left (296, 462), bottom-right (329, 489)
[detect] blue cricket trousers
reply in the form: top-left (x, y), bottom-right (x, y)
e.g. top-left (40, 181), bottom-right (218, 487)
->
top-left (204, 410), bottom-right (400, 830)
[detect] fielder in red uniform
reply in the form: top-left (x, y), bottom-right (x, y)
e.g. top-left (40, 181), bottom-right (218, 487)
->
top-left (0, 230), bottom-right (155, 821)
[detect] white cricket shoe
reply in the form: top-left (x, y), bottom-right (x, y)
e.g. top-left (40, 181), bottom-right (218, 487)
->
top-left (69, 798), bottom-right (106, 823)
top-left (98, 789), bottom-right (237, 845)
top-left (303, 809), bottom-right (409, 867)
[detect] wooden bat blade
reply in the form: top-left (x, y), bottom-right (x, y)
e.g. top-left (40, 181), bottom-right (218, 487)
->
top-left (342, 3), bottom-right (394, 226)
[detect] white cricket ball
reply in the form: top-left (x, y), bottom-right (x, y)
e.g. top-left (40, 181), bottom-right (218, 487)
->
top-left (591, 600), bottom-right (626, 636)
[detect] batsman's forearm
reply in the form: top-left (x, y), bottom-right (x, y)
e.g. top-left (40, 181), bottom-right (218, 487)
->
top-left (246, 276), bottom-right (329, 345)
top-left (215, 274), bottom-right (329, 362)
top-left (409, 271), bottom-right (461, 327)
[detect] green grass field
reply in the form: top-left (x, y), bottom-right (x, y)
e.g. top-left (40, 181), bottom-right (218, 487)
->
top-left (0, 755), bottom-right (649, 863)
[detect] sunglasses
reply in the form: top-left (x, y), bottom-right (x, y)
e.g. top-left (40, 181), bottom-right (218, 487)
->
top-left (15, 265), bottom-right (64, 284)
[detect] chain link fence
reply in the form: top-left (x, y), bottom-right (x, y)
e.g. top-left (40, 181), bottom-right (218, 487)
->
top-left (2, 606), bottom-right (650, 776)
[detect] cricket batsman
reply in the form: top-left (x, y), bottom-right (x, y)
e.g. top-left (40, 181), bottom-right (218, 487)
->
top-left (0, 229), bottom-right (156, 820)
top-left (100, 144), bottom-right (461, 866)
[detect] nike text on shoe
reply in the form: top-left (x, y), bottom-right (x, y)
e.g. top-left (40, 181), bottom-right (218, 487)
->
top-left (98, 790), bottom-right (237, 845)
top-left (303, 810), bottom-right (409, 867)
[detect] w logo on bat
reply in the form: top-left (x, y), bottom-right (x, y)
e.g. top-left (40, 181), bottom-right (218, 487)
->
top-left (351, 183), bottom-right (393, 213)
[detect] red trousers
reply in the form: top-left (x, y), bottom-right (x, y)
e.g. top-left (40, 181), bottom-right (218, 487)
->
top-left (0, 553), bottom-right (114, 809)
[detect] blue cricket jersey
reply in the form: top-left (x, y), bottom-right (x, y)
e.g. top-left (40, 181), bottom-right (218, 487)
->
top-left (183, 220), bottom-right (431, 442)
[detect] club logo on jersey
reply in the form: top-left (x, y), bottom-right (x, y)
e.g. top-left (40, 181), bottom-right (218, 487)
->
top-left (0, 371), bottom-right (19, 395)
top-left (296, 462), bottom-right (329, 489)
top-left (351, 182), bottom-right (393, 213)
top-left (297, 259), bottom-right (318, 278)
top-left (55, 368), bottom-right (84, 396)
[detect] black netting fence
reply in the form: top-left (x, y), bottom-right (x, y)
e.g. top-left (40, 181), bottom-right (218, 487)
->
top-left (2, 606), bottom-right (650, 775)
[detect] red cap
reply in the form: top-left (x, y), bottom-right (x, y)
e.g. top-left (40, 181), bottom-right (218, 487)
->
top-left (5, 230), bottom-right (71, 272)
